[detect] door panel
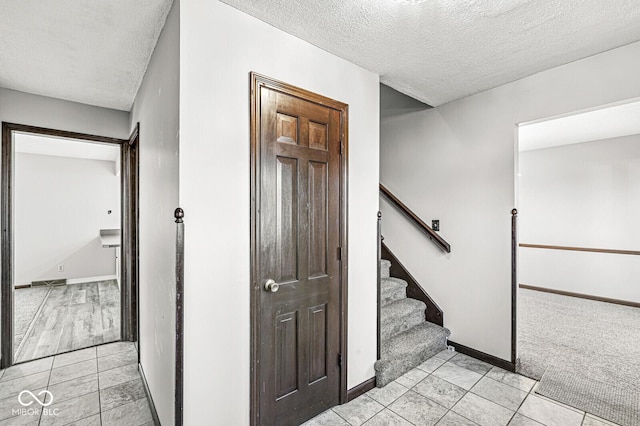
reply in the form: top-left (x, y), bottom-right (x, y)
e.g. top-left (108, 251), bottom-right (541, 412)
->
top-left (276, 156), bottom-right (299, 283)
top-left (308, 161), bottom-right (328, 278)
top-left (309, 122), bottom-right (328, 151)
top-left (275, 311), bottom-right (299, 398)
top-left (308, 304), bottom-right (327, 383)
top-left (257, 83), bottom-right (342, 425)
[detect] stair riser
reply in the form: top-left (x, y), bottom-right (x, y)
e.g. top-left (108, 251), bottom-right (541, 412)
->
top-left (381, 261), bottom-right (391, 279)
top-left (376, 257), bottom-right (448, 388)
top-left (381, 310), bottom-right (425, 341)
top-left (381, 286), bottom-right (406, 306)
top-left (375, 343), bottom-right (446, 387)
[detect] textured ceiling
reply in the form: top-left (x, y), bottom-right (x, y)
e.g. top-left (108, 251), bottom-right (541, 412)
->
top-left (519, 99), bottom-right (640, 152)
top-left (221, 0), bottom-right (640, 106)
top-left (0, 0), bottom-right (173, 111)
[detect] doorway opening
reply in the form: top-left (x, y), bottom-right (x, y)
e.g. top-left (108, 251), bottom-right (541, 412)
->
top-left (1, 123), bottom-right (139, 369)
top-left (513, 99), bottom-right (640, 422)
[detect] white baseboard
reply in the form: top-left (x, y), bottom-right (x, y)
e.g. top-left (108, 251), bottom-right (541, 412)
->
top-left (67, 275), bottom-right (117, 285)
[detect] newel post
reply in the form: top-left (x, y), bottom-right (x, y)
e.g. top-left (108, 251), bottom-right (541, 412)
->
top-left (377, 211), bottom-right (382, 360)
top-left (511, 208), bottom-right (518, 365)
top-left (175, 208), bottom-right (184, 426)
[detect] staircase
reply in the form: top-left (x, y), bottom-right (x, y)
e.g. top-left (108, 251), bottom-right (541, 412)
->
top-left (374, 259), bottom-right (450, 387)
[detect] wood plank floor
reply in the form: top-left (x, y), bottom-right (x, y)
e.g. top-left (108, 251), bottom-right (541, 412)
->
top-left (14, 280), bottom-right (121, 363)
top-left (13, 285), bottom-right (50, 355)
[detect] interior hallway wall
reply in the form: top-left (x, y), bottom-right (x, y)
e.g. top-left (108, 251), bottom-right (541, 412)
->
top-left (519, 134), bottom-right (640, 302)
top-left (180, 1), bottom-right (379, 423)
top-left (14, 152), bottom-right (120, 285)
top-left (128, 0), bottom-right (179, 423)
top-left (380, 40), bottom-right (640, 362)
top-left (0, 88), bottom-right (130, 364)
top-left (0, 88), bottom-right (130, 138)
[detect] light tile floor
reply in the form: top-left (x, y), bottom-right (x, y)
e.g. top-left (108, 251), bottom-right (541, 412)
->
top-left (0, 342), bottom-right (154, 426)
top-left (305, 350), bottom-right (621, 426)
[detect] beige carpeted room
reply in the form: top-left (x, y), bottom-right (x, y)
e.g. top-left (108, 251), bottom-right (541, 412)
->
top-left (516, 102), bottom-right (640, 425)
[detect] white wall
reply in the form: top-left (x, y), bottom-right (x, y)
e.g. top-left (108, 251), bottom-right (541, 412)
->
top-left (380, 41), bottom-right (640, 361)
top-left (519, 135), bottom-right (640, 302)
top-left (128, 0), bottom-right (179, 423)
top-left (0, 88), bottom-right (130, 138)
top-left (0, 89), bottom-right (130, 363)
top-left (180, 2), bottom-right (379, 423)
top-left (14, 152), bottom-right (120, 285)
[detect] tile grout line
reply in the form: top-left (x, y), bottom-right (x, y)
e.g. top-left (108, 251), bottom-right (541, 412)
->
top-left (508, 378), bottom-right (536, 425)
top-left (410, 368), bottom-right (459, 425)
top-left (389, 389), bottom-right (451, 426)
top-left (429, 357), bottom-right (489, 426)
top-left (369, 356), bottom-right (450, 425)
top-left (443, 355), bottom-right (542, 425)
top-left (530, 382), bottom-right (589, 417)
top-left (373, 357), bottom-right (488, 426)
top-left (37, 356), bottom-right (54, 426)
top-left (468, 375), bottom-right (528, 418)
top-left (331, 394), bottom-right (382, 425)
top-left (4, 342), bottom-right (139, 426)
top-left (0, 362), bottom-right (51, 384)
top-left (469, 361), bottom-right (542, 426)
top-left (367, 381), bottom-right (414, 424)
top-left (391, 355), bottom-right (533, 425)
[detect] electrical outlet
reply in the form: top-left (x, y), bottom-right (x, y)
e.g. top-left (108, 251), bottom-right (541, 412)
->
top-left (432, 219), bottom-right (440, 232)
top-left (57, 264), bottom-right (64, 272)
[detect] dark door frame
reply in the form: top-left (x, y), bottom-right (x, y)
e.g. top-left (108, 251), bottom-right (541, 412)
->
top-left (249, 72), bottom-right (349, 425)
top-left (1, 122), bottom-right (140, 368)
top-left (121, 124), bottom-right (140, 344)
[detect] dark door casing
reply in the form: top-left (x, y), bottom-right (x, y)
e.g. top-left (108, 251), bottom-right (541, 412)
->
top-left (250, 73), bottom-right (349, 425)
top-left (1, 122), bottom-right (139, 369)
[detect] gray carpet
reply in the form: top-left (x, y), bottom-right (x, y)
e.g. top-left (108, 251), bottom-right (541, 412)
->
top-left (517, 289), bottom-right (640, 393)
top-left (537, 365), bottom-right (640, 426)
top-left (518, 289), bottom-right (640, 425)
top-left (14, 286), bottom-right (51, 356)
top-left (374, 259), bottom-right (449, 386)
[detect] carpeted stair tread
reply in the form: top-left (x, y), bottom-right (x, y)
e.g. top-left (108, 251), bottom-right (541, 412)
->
top-left (381, 259), bottom-right (391, 279)
top-left (381, 277), bottom-right (408, 306)
top-left (380, 298), bottom-right (426, 340)
top-left (375, 322), bottom-right (450, 387)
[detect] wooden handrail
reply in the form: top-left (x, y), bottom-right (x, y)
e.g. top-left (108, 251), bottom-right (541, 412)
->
top-left (519, 243), bottom-right (640, 256)
top-left (379, 184), bottom-right (451, 253)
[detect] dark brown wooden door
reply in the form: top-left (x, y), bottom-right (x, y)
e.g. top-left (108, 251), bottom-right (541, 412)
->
top-left (257, 84), bottom-right (342, 425)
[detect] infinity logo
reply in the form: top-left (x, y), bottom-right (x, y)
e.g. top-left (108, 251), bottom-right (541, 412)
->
top-left (18, 390), bottom-right (53, 407)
